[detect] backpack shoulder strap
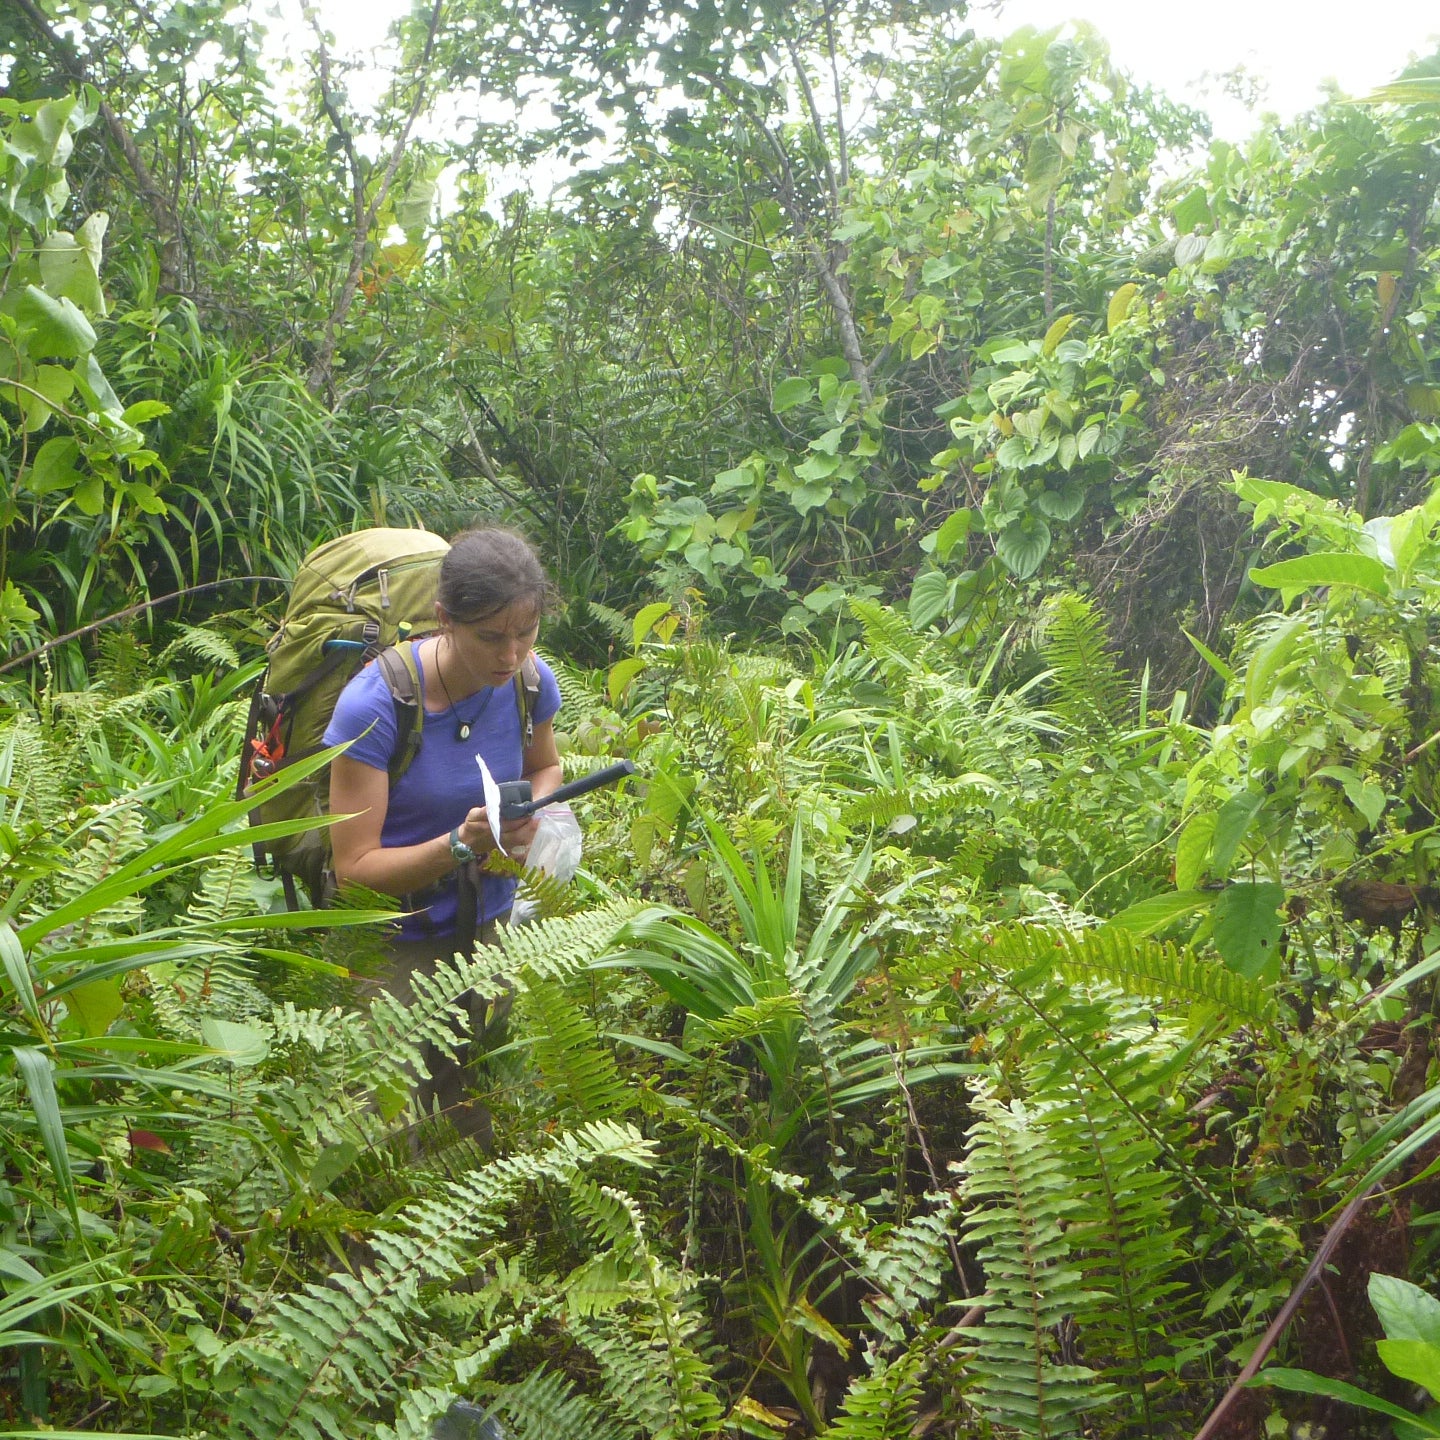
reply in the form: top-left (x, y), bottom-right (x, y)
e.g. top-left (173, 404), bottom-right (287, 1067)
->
top-left (376, 643), bottom-right (426, 783)
top-left (513, 653), bottom-right (542, 748)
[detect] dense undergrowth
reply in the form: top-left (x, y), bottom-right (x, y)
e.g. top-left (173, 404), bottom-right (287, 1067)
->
top-left (7, 542), bottom-right (1440, 1437)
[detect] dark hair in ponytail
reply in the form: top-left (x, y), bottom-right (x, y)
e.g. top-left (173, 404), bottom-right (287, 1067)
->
top-left (438, 527), bottom-right (554, 623)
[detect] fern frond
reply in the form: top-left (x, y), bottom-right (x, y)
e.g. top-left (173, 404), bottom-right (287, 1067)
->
top-left (159, 624), bottom-right (242, 670)
top-left (225, 1122), bottom-right (656, 1440)
top-left (486, 1365), bottom-right (631, 1440)
top-left (515, 863), bottom-right (585, 920)
top-left (578, 600), bottom-right (631, 642)
top-left (1045, 1063), bottom-right (1190, 1431)
top-left (1036, 593), bottom-right (1132, 734)
top-left (519, 978), bottom-right (631, 1121)
top-left (848, 598), bottom-right (923, 668)
top-left (988, 923), bottom-right (1277, 1024)
top-left (957, 1089), bottom-right (1116, 1436)
top-left (824, 1341), bottom-right (929, 1440)
top-left (494, 899), bottom-right (649, 986)
top-left (841, 775), bottom-right (997, 831)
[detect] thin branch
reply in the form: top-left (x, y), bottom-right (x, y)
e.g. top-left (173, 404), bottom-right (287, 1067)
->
top-left (784, 34), bottom-right (839, 225)
top-left (822, 0), bottom-right (849, 193)
top-left (1190, 1185), bottom-right (1380, 1440)
top-left (708, 71), bottom-right (874, 405)
top-left (0, 577), bottom-right (289, 675)
top-left (306, 0), bottom-right (446, 399)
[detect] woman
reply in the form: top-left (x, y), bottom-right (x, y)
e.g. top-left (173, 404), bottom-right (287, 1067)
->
top-left (324, 526), bottom-right (563, 1142)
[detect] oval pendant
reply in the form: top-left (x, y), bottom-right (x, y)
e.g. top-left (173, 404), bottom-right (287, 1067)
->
top-left (456, 721), bottom-right (472, 741)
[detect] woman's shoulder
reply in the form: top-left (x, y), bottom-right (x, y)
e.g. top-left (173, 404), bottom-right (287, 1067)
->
top-left (530, 651), bottom-right (562, 720)
top-left (327, 655), bottom-right (402, 740)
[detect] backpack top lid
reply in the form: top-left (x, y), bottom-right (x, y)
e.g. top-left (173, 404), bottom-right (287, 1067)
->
top-left (286, 527), bottom-right (451, 619)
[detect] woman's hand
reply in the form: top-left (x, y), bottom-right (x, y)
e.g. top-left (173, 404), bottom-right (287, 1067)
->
top-left (455, 807), bottom-right (540, 862)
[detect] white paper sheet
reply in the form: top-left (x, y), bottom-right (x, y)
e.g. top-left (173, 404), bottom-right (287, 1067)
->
top-left (475, 754), bottom-right (506, 854)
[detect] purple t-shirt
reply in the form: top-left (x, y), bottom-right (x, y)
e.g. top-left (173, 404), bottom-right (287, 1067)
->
top-left (324, 641), bottom-right (561, 940)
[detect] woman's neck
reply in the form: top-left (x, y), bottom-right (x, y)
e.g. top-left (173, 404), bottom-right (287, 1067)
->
top-left (426, 633), bottom-right (488, 711)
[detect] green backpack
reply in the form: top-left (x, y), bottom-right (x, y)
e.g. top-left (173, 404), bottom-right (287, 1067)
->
top-left (238, 527), bottom-right (540, 908)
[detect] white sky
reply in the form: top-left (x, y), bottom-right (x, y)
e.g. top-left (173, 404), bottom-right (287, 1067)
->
top-left (974, 0), bottom-right (1440, 140)
top-left (266, 0), bottom-right (1440, 179)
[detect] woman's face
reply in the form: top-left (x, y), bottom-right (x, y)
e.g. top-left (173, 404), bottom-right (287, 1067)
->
top-left (442, 600), bottom-right (540, 690)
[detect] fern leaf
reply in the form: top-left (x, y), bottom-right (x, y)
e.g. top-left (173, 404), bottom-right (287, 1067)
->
top-left (988, 923), bottom-right (1277, 1024)
top-left (957, 1089), bottom-right (1117, 1437)
top-left (824, 1341), bottom-right (929, 1440)
top-left (1036, 593), bottom-right (1132, 734)
top-left (519, 977), bottom-right (631, 1121)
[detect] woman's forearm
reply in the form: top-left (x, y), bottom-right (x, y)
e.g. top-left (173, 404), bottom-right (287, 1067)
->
top-left (335, 829), bottom-right (465, 898)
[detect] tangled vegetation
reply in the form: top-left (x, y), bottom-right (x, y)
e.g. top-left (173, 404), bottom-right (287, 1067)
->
top-left (4, 3), bottom-right (1440, 1437)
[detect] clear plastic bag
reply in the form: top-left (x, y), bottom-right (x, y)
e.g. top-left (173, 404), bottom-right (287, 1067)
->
top-left (509, 803), bottom-right (582, 924)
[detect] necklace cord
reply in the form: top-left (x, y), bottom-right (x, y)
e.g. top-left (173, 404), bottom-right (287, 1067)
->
top-left (433, 634), bottom-right (494, 740)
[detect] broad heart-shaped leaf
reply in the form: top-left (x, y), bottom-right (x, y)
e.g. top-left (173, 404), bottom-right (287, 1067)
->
top-left (608, 654), bottom-right (647, 706)
top-left (772, 377), bottom-right (812, 413)
top-left (62, 978), bottom-right (124, 1037)
top-left (14, 285), bottom-right (96, 358)
top-left (1041, 313), bottom-right (1076, 356)
top-left (395, 175), bottom-right (436, 244)
top-left (1036, 483), bottom-right (1084, 521)
top-left (793, 451), bottom-right (841, 481)
top-left (72, 352), bottom-right (123, 417)
top-left (787, 481), bottom-right (832, 515)
top-left (1212, 881), bottom-right (1285, 979)
top-left (38, 230), bottom-right (106, 316)
top-left (1249, 551), bottom-right (1390, 597)
top-left (1372, 1274), bottom-right (1440, 1346)
top-left (200, 1017), bottom-right (270, 1067)
top-left (17, 363), bottom-right (73, 433)
top-left (632, 600), bottom-right (672, 648)
top-left (1107, 282), bottom-right (1139, 332)
top-left (1175, 812), bottom-right (1218, 890)
top-left (927, 507), bottom-right (973, 561)
top-left (73, 473), bottom-right (104, 515)
top-left (1380, 1340), bottom-right (1440, 1399)
top-left (909, 568), bottom-right (951, 629)
top-left (995, 514), bottom-right (1051, 579)
top-left (1175, 232), bottom-right (1208, 267)
top-left (1210, 789), bottom-right (1263, 879)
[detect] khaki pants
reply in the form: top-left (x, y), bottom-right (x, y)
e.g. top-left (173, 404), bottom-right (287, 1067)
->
top-left (377, 918), bottom-right (509, 1148)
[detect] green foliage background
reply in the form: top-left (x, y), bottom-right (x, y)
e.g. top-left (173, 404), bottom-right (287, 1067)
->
top-left (4, 3), bottom-right (1440, 1437)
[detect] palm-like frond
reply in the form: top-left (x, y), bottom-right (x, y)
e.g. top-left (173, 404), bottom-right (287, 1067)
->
top-left (1035, 592), bottom-right (1132, 734)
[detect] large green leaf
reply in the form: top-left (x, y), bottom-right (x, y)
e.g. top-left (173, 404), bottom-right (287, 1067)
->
top-left (37, 214), bottom-right (108, 316)
top-left (14, 285), bottom-right (97, 358)
top-left (1249, 552), bottom-right (1389, 597)
top-left (13, 1047), bottom-right (79, 1226)
top-left (1372, 1274), bottom-right (1440, 1346)
top-left (772, 377), bottom-right (812, 412)
top-left (200, 1017), bottom-right (270, 1067)
top-left (1212, 881), bottom-right (1284, 979)
top-left (995, 515), bottom-right (1051, 578)
top-left (909, 568), bottom-right (950, 629)
top-left (1105, 890), bottom-right (1213, 936)
top-left (1379, 1339), bottom-right (1440, 1399)
top-left (1252, 1369), bottom-right (1440, 1432)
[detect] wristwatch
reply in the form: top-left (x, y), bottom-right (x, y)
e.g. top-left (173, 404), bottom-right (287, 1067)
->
top-left (449, 827), bottom-right (476, 864)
